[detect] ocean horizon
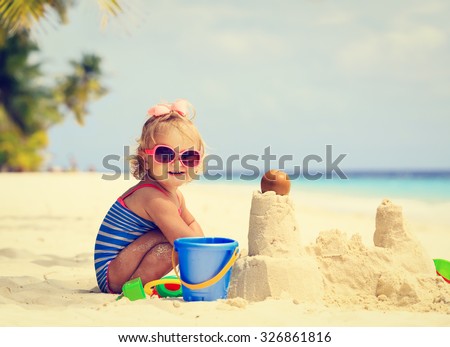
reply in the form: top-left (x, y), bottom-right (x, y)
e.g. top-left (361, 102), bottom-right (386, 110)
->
top-left (194, 169), bottom-right (450, 203)
top-left (32, 168), bottom-right (450, 203)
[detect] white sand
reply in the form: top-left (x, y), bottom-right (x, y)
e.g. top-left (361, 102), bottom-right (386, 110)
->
top-left (0, 172), bottom-right (449, 326)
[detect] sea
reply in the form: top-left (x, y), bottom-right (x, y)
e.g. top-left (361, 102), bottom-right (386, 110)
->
top-left (197, 170), bottom-right (450, 203)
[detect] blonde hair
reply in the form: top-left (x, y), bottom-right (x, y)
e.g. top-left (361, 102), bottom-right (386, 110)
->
top-left (130, 102), bottom-right (206, 180)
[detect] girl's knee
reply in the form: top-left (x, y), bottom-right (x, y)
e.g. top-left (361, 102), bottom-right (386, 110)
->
top-left (109, 241), bottom-right (173, 292)
top-left (151, 242), bottom-right (173, 271)
top-left (139, 242), bottom-right (173, 270)
top-left (137, 230), bottom-right (167, 245)
top-left (133, 242), bottom-right (173, 282)
top-left (153, 242), bottom-right (172, 259)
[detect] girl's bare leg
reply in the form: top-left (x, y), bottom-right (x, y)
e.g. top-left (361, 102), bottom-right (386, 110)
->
top-left (107, 231), bottom-right (173, 293)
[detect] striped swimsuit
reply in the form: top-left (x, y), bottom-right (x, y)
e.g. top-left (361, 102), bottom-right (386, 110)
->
top-left (94, 183), bottom-right (180, 293)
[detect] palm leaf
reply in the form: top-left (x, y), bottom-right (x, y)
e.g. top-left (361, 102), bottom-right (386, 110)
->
top-left (56, 54), bottom-right (107, 126)
top-left (98, 0), bottom-right (122, 16)
top-left (0, 0), bottom-right (53, 34)
top-left (0, 0), bottom-right (122, 34)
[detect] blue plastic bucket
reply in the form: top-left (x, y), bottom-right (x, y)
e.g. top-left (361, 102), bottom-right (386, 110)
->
top-left (174, 237), bottom-right (239, 301)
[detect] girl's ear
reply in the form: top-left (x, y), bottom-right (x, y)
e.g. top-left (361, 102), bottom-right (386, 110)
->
top-left (132, 149), bottom-right (148, 179)
top-left (142, 153), bottom-right (151, 172)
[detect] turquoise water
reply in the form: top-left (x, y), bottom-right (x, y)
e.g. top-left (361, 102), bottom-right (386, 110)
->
top-left (197, 172), bottom-right (450, 203)
top-left (296, 176), bottom-right (450, 202)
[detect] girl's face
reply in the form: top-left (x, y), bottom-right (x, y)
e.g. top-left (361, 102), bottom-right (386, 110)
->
top-left (145, 129), bottom-right (201, 188)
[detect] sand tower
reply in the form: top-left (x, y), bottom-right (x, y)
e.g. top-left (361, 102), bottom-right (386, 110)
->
top-left (228, 171), bottom-right (324, 302)
top-left (373, 199), bottom-right (435, 275)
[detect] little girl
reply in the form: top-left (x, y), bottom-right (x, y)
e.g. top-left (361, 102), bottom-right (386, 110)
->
top-left (94, 99), bottom-right (205, 294)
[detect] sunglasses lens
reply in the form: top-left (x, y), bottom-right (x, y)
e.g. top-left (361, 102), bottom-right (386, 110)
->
top-left (181, 150), bottom-right (201, 167)
top-left (154, 146), bottom-right (175, 163)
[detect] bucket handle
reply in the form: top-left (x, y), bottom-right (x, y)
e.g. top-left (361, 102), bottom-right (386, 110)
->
top-left (171, 247), bottom-right (239, 290)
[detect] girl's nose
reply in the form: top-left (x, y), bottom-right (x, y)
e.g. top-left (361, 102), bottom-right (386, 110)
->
top-left (171, 156), bottom-right (183, 170)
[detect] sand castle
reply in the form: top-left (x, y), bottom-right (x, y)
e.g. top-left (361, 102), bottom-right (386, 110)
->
top-left (229, 191), bottom-right (324, 302)
top-left (229, 190), bottom-right (449, 313)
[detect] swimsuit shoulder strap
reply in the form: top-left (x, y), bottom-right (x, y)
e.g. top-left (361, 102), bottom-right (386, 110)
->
top-left (118, 184), bottom-right (182, 214)
top-left (119, 183), bottom-right (168, 202)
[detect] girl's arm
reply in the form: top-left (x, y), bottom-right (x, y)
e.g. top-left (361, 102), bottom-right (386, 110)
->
top-left (187, 220), bottom-right (203, 235)
top-left (143, 192), bottom-right (203, 245)
top-left (178, 191), bottom-right (204, 235)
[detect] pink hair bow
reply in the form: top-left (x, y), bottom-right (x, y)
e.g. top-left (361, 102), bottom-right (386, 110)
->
top-left (147, 99), bottom-right (190, 118)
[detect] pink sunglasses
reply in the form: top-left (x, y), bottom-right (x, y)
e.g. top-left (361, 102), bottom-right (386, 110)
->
top-left (144, 145), bottom-right (202, 168)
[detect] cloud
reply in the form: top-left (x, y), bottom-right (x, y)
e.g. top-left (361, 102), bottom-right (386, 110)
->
top-left (315, 10), bottom-right (356, 26)
top-left (167, 3), bottom-right (292, 62)
top-left (388, 25), bottom-right (446, 50)
top-left (337, 25), bottom-right (447, 74)
top-left (205, 30), bottom-right (290, 60)
top-left (403, 0), bottom-right (448, 16)
top-left (335, 1), bottom-right (449, 79)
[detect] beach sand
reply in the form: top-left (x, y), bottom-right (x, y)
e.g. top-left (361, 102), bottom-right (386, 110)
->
top-left (0, 172), bottom-right (449, 326)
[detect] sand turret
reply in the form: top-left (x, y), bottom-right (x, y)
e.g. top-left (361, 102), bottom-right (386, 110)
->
top-left (248, 191), bottom-right (301, 257)
top-left (229, 190), bottom-right (324, 302)
top-left (373, 199), bottom-right (435, 275)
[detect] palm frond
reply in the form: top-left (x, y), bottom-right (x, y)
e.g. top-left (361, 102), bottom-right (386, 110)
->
top-left (97, 0), bottom-right (122, 29)
top-left (0, 0), bottom-right (122, 35)
top-left (0, 0), bottom-right (47, 34)
top-left (98, 0), bottom-right (122, 16)
top-left (56, 53), bottom-right (108, 126)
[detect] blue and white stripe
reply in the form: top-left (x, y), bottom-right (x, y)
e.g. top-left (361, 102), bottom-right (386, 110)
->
top-left (94, 200), bottom-right (158, 293)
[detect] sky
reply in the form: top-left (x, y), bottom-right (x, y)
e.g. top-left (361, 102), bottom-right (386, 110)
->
top-left (31, 0), bottom-right (450, 173)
